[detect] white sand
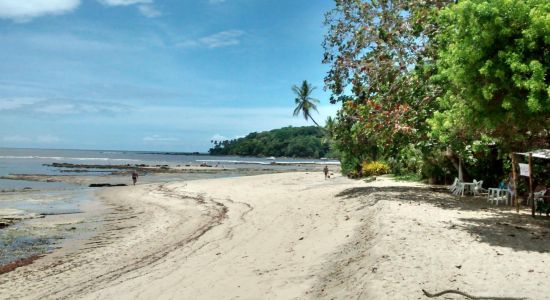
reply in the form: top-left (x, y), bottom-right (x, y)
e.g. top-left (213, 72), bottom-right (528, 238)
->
top-left (1, 172), bottom-right (548, 299)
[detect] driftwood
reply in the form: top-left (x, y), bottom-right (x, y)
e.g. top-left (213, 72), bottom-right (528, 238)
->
top-left (422, 289), bottom-right (527, 300)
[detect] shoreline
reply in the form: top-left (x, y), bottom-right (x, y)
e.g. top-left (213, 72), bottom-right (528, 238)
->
top-left (1, 173), bottom-right (548, 299)
top-left (0, 187), bottom-right (108, 270)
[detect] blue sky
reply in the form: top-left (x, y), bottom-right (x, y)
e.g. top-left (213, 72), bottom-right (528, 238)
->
top-left (0, 0), bottom-right (337, 152)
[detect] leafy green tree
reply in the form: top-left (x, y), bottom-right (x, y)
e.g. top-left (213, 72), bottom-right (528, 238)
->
top-left (322, 0), bottom-right (453, 173)
top-left (292, 80), bottom-right (321, 126)
top-left (432, 0), bottom-right (550, 153)
top-left (208, 126), bottom-right (331, 158)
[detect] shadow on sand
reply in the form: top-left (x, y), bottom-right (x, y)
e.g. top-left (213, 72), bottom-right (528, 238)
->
top-left (336, 185), bottom-right (550, 253)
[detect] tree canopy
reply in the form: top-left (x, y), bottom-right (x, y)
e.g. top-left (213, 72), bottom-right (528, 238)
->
top-left (322, 0), bottom-right (549, 182)
top-left (208, 126), bottom-right (333, 159)
top-left (323, 0), bottom-right (453, 173)
top-left (431, 0), bottom-right (550, 153)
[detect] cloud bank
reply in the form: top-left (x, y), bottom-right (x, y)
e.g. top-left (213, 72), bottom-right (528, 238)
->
top-left (0, 0), bottom-right (80, 22)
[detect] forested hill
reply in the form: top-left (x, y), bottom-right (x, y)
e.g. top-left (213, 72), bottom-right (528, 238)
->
top-left (208, 126), bottom-right (330, 158)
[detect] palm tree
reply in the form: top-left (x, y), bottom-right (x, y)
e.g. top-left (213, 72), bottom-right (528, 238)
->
top-left (292, 80), bottom-right (320, 127)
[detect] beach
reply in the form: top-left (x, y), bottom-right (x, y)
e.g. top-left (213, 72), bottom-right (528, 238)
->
top-left (1, 172), bottom-right (549, 299)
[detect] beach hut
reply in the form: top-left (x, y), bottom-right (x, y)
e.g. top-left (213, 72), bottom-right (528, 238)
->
top-left (513, 149), bottom-right (550, 217)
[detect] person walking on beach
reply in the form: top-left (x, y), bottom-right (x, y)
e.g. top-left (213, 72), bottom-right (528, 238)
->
top-left (131, 170), bottom-right (139, 186)
top-left (323, 165), bottom-right (329, 179)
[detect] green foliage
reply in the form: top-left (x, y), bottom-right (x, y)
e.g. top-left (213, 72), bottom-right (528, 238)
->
top-left (208, 126), bottom-right (332, 159)
top-left (432, 0), bottom-right (550, 152)
top-left (322, 0), bottom-right (549, 184)
top-left (323, 0), bottom-right (453, 175)
top-left (387, 144), bottom-right (424, 176)
top-left (362, 161), bottom-right (390, 177)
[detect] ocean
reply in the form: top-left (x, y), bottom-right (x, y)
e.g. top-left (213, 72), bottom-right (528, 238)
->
top-left (0, 148), bottom-right (339, 187)
top-left (0, 148), bottom-right (339, 267)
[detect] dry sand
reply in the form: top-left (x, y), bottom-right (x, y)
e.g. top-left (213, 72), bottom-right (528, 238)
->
top-left (1, 172), bottom-right (549, 299)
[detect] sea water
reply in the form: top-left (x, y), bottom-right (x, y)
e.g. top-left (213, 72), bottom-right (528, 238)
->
top-left (0, 147), bottom-right (340, 267)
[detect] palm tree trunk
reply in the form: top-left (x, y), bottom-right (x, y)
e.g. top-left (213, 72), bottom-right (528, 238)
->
top-left (309, 116), bottom-right (320, 127)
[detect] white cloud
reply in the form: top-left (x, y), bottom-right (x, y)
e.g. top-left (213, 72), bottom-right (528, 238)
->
top-left (0, 98), bottom-right (38, 110)
top-left (0, 0), bottom-right (80, 22)
top-left (143, 135), bottom-right (179, 142)
top-left (98, 0), bottom-right (160, 18)
top-left (177, 30), bottom-right (244, 49)
top-left (138, 4), bottom-right (161, 17)
top-left (200, 30), bottom-right (244, 48)
top-left (98, 0), bottom-right (151, 6)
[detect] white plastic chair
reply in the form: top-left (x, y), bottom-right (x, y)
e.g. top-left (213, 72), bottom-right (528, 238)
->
top-left (452, 182), bottom-right (465, 196)
top-left (448, 177), bottom-right (459, 193)
top-left (473, 180), bottom-right (485, 196)
top-left (488, 188), bottom-right (509, 205)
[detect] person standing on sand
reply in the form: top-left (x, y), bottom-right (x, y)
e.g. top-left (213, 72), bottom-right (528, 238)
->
top-left (323, 165), bottom-right (329, 179)
top-left (132, 171), bottom-right (139, 186)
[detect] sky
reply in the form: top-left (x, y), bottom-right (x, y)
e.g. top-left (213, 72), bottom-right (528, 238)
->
top-left (0, 0), bottom-right (338, 152)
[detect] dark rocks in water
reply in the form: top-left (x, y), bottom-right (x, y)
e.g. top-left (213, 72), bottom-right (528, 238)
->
top-left (0, 221), bottom-right (11, 229)
top-left (44, 162), bottom-right (177, 174)
top-left (1, 187), bottom-right (34, 193)
top-left (88, 183), bottom-right (128, 187)
top-left (46, 163), bottom-right (151, 169)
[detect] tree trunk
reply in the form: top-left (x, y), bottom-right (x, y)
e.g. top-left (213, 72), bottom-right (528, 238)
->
top-left (445, 148), bottom-right (470, 181)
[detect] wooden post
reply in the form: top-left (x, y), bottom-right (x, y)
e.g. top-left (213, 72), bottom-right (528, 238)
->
top-left (529, 153), bottom-right (534, 217)
top-left (458, 157), bottom-right (463, 182)
top-left (512, 153), bottom-right (518, 212)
